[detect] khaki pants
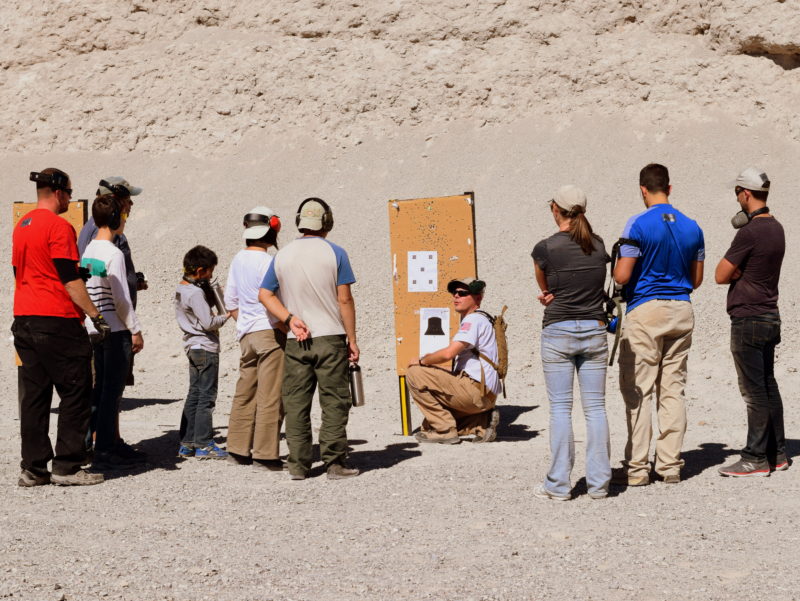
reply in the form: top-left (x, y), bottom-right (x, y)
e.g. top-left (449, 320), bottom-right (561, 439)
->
top-left (619, 299), bottom-right (693, 478)
top-left (226, 329), bottom-right (286, 460)
top-left (406, 365), bottom-right (496, 436)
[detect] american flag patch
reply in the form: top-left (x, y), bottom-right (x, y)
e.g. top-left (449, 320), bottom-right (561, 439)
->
top-left (460, 322), bottom-right (472, 332)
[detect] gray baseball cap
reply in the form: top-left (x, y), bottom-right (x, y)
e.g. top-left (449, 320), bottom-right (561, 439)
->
top-left (551, 185), bottom-right (587, 212)
top-left (734, 167), bottom-right (771, 192)
top-left (97, 176), bottom-right (142, 197)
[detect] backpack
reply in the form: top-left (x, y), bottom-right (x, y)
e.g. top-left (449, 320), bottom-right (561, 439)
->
top-left (473, 306), bottom-right (508, 398)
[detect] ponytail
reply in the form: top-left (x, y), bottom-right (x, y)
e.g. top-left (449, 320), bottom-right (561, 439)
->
top-left (558, 205), bottom-right (596, 255)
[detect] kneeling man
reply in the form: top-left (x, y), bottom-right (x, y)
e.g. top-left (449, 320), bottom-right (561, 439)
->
top-left (406, 277), bottom-right (501, 444)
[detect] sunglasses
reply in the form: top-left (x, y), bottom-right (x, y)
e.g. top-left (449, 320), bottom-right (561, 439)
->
top-left (452, 289), bottom-right (471, 297)
top-left (735, 187), bottom-right (744, 196)
top-left (60, 187), bottom-right (73, 197)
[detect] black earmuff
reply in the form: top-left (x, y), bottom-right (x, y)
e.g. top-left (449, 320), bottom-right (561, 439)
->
top-left (243, 212), bottom-right (282, 233)
top-left (295, 197), bottom-right (334, 232)
top-left (30, 171), bottom-right (70, 194)
top-left (108, 197), bottom-right (122, 230)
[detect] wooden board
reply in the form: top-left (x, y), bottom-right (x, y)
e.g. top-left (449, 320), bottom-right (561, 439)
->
top-left (387, 193), bottom-right (477, 376)
top-left (12, 200), bottom-right (88, 366)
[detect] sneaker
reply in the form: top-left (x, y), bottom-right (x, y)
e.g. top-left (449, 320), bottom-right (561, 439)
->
top-left (718, 458), bottom-right (770, 477)
top-left (177, 444), bottom-right (195, 458)
top-left (588, 491), bottom-right (608, 500)
top-left (534, 484), bottom-right (570, 502)
top-left (289, 472), bottom-right (306, 481)
top-left (51, 469), bottom-right (104, 486)
top-left (473, 408), bottom-right (500, 443)
top-left (326, 462), bottom-right (360, 480)
top-left (195, 442), bottom-right (229, 460)
top-left (18, 469), bottom-right (51, 487)
top-left (414, 430), bottom-right (461, 445)
top-left (772, 455), bottom-right (791, 472)
top-left (611, 468), bottom-right (649, 486)
top-left (253, 459), bottom-right (287, 472)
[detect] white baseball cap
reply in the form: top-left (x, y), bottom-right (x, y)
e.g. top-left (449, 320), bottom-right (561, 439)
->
top-left (551, 185), bottom-right (587, 212)
top-left (734, 167), bottom-right (771, 192)
top-left (243, 206), bottom-right (280, 240)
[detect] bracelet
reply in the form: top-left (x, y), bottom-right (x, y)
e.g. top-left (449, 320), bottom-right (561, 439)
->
top-left (283, 313), bottom-right (293, 327)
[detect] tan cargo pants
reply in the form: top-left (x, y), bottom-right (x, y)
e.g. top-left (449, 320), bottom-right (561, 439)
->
top-left (406, 365), bottom-right (496, 437)
top-left (226, 329), bottom-right (286, 460)
top-left (618, 299), bottom-right (694, 479)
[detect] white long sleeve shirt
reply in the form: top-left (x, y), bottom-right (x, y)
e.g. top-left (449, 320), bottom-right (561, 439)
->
top-left (81, 239), bottom-right (141, 334)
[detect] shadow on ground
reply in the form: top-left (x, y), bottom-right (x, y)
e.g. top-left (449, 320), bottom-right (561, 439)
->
top-left (498, 404), bottom-right (540, 441)
top-left (98, 428), bottom-right (182, 481)
top-left (120, 397), bottom-right (182, 412)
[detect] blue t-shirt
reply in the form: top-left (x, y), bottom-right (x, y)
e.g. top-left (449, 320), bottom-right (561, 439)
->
top-left (619, 204), bottom-right (704, 313)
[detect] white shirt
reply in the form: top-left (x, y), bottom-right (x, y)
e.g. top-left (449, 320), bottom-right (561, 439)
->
top-left (453, 311), bottom-right (502, 396)
top-left (80, 239), bottom-right (141, 334)
top-left (225, 249), bottom-right (276, 341)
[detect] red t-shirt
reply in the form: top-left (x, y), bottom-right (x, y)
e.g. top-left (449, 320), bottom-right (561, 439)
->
top-left (12, 208), bottom-right (83, 319)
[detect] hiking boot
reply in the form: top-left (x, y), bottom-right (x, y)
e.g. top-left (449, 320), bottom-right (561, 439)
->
top-left (226, 452), bottom-right (252, 465)
top-left (534, 484), bottom-right (570, 502)
top-left (289, 472), bottom-right (306, 481)
top-left (661, 473), bottom-right (680, 484)
top-left (772, 455), bottom-right (790, 472)
top-left (414, 430), bottom-right (461, 445)
top-left (51, 469), bottom-right (104, 486)
top-left (326, 462), bottom-right (360, 480)
top-left (177, 444), bottom-right (195, 458)
top-left (18, 469), bottom-right (50, 487)
top-left (195, 442), bottom-right (229, 459)
top-left (611, 468), bottom-right (649, 486)
top-left (473, 408), bottom-right (500, 443)
top-left (718, 458), bottom-right (770, 477)
top-left (253, 459), bottom-right (287, 472)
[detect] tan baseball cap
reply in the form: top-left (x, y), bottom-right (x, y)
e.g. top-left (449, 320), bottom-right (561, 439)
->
top-left (551, 185), bottom-right (587, 212)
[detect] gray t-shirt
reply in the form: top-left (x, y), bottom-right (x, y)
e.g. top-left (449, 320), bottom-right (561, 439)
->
top-left (174, 283), bottom-right (228, 352)
top-left (532, 232), bottom-right (610, 327)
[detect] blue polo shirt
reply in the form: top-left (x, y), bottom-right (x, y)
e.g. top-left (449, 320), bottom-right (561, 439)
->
top-left (619, 204), bottom-right (704, 313)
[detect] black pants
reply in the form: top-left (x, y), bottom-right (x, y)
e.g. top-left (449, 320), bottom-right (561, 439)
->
top-left (12, 316), bottom-right (93, 476)
top-left (730, 314), bottom-right (785, 463)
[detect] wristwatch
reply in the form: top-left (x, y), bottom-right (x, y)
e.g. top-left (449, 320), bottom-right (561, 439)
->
top-left (283, 313), bottom-right (293, 328)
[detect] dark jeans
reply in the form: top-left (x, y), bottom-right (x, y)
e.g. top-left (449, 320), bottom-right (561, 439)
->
top-left (180, 349), bottom-right (219, 447)
top-left (282, 335), bottom-right (351, 475)
top-left (731, 314), bottom-right (785, 462)
top-left (12, 316), bottom-right (93, 476)
top-left (90, 331), bottom-right (132, 452)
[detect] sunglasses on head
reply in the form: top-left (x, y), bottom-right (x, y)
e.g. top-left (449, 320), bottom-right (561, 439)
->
top-left (452, 289), bottom-right (471, 297)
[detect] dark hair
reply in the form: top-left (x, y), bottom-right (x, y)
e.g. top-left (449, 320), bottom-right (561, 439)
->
top-left (183, 245), bottom-right (218, 273)
top-left (751, 189), bottom-right (769, 202)
top-left (639, 163), bottom-right (670, 194)
top-left (245, 227), bottom-right (279, 249)
top-left (555, 204), bottom-right (597, 255)
top-left (35, 167), bottom-right (70, 192)
top-left (92, 194), bottom-right (120, 228)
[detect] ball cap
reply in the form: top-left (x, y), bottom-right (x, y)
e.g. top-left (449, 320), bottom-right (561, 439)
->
top-left (551, 184), bottom-right (587, 212)
top-left (243, 205), bottom-right (277, 240)
top-left (734, 167), bottom-right (771, 192)
top-left (297, 200), bottom-right (327, 231)
top-left (97, 176), bottom-right (142, 197)
top-left (447, 277), bottom-right (486, 295)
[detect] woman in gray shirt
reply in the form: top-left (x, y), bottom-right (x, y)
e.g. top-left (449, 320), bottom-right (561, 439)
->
top-left (531, 185), bottom-right (611, 501)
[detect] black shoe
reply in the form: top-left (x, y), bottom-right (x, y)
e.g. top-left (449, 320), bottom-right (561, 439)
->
top-left (226, 452), bottom-right (253, 465)
top-left (114, 441), bottom-right (147, 464)
top-left (254, 459), bottom-right (287, 472)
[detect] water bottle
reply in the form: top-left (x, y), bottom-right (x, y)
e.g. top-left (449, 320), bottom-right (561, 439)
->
top-left (212, 283), bottom-right (226, 315)
top-left (607, 316), bottom-right (618, 334)
top-left (349, 363), bottom-right (365, 407)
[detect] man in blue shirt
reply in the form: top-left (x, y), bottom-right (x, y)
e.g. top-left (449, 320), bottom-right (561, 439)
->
top-left (613, 164), bottom-right (704, 486)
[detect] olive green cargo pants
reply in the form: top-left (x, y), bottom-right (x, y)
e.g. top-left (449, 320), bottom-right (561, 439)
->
top-left (282, 335), bottom-right (351, 476)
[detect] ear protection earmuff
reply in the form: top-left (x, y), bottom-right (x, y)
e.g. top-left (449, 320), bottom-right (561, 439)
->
top-left (30, 171), bottom-right (70, 194)
top-left (295, 197), bottom-right (334, 232)
top-left (243, 212), bottom-right (282, 233)
top-left (108, 197), bottom-right (122, 230)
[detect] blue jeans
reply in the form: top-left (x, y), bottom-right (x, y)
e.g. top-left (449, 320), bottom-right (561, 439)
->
top-left (730, 314), bottom-right (785, 463)
top-left (541, 320), bottom-right (611, 497)
top-left (180, 349), bottom-right (219, 447)
top-left (90, 331), bottom-right (132, 452)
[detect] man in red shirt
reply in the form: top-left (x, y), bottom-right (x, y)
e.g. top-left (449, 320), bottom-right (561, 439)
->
top-left (12, 168), bottom-right (109, 487)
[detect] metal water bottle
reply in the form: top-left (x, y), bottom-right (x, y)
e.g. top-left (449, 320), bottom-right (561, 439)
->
top-left (349, 363), bottom-right (365, 407)
top-left (211, 283), bottom-right (226, 315)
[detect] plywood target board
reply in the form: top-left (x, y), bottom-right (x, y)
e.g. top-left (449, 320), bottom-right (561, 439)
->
top-left (387, 193), bottom-right (477, 377)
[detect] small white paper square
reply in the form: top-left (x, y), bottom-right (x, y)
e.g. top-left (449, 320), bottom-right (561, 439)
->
top-left (408, 251), bottom-right (437, 292)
